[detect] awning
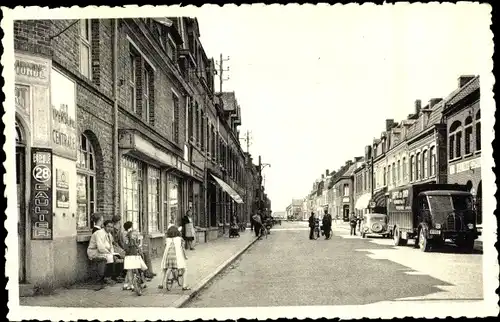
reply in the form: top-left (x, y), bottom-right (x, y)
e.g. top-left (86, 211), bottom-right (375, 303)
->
top-left (355, 193), bottom-right (371, 210)
top-left (210, 174), bottom-right (244, 204)
top-left (371, 187), bottom-right (388, 208)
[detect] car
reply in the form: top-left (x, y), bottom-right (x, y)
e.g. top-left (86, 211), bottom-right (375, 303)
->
top-left (361, 213), bottom-right (390, 238)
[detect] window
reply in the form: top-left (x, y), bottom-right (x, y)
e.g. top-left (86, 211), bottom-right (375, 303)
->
top-left (416, 152), bottom-right (421, 180)
top-left (188, 99), bottom-right (194, 139)
top-left (144, 70), bottom-right (150, 123)
top-left (476, 110), bottom-right (481, 151)
top-left (129, 53), bottom-right (137, 112)
top-left (449, 121), bottom-right (462, 160)
top-left (122, 156), bottom-right (143, 231)
top-left (194, 102), bottom-right (199, 143)
top-left (464, 117), bottom-right (473, 154)
top-left (147, 166), bottom-right (160, 233)
top-left (165, 35), bottom-right (176, 61)
top-left (392, 162), bottom-right (396, 184)
top-left (409, 155), bottom-right (414, 181)
top-left (79, 20), bottom-right (91, 79)
top-left (387, 165), bottom-right (391, 185)
top-left (172, 92), bottom-right (179, 142)
top-left (343, 184), bottom-right (349, 196)
top-left (76, 134), bottom-right (96, 230)
top-left (397, 160), bottom-right (401, 182)
top-left (430, 146), bottom-right (436, 176)
top-left (422, 150), bottom-right (428, 178)
top-left (403, 157), bottom-right (407, 180)
top-left (383, 166), bottom-right (386, 186)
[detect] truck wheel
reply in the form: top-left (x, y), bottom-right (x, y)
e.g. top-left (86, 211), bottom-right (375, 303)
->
top-left (417, 228), bottom-right (431, 252)
top-left (393, 227), bottom-right (407, 246)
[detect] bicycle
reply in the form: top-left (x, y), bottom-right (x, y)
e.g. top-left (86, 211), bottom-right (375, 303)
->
top-left (130, 268), bottom-right (146, 296)
top-left (165, 268), bottom-right (185, 291)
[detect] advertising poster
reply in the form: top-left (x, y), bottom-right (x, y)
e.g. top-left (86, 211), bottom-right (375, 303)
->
top-left (30, 148), bottom-right (53, 240)
top-left (56, 168), bottom-right (70, 208)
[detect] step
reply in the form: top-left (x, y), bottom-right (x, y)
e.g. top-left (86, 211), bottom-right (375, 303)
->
top-left (19, 283), bottom-right (35, 297)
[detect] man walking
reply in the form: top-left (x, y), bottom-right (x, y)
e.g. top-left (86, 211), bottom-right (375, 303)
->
top-left (323, 210), bottom-right (332, 240)
top-left (308, 212), bottom-right (316, 240)
top-left (252, 211), bottom-right (263, 238)
top-left (349, 213), bottom-right (358, 236)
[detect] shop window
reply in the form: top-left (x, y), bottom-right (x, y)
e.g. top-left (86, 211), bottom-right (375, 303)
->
top-left (464, 116), bottom-right (473, 154)
top-left (422, 150), bottom-right (428, 178)
top-left (167, 174), bottom-right (181, 226)
top-left (147, 166), bottom-right (160, 233)
top-left (79, 19), bottom-right (91, 79)
top-left (475, 110), bottom-right (481, 151)
top-left (430, 146), bottom-right (436, 176)
top-left (122, 156), bottom-right (143, 231)
top-left (172, 92), bottom-right (180, 142)
top-left (76, 133), bottom-right (96, 230)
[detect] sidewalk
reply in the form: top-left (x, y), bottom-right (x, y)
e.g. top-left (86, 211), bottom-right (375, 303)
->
top-left (20, 231), bottom-right (257, 308)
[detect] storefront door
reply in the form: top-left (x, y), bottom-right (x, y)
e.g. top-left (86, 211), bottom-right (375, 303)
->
top-left (16, 123), bottom-right (26, 282)
top-left (343, 205), bottom-right (350, 222)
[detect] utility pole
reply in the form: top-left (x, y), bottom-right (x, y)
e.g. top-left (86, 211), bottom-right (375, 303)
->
top-left (239, 130), bottom-right (252, 154)
top-left (216, 53), bottom-right (230, 93)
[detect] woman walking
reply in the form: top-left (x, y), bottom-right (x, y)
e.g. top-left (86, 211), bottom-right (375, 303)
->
top-left (181, 209), bottom-right (196, 250)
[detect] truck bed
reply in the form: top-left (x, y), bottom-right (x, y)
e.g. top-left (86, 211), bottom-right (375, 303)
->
top-left (388, 210), bottom-right (414, 232)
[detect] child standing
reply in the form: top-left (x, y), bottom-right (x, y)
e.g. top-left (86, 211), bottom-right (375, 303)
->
top-left (122, 221), bottom-right (148, 291)
top-left (159, 225), bottom-right (190, 291)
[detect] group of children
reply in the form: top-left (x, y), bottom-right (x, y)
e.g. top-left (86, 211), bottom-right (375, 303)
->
top-left (121, 222), bottom-right (190, 291)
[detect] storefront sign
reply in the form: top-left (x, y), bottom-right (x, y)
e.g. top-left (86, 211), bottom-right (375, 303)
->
top-left (449, 157), bottom-right (481, 175)
top-left (342, 197), bottom-right (350, 203)
top-left (30, 148), bottom-right (53, 240)
top-left (388, 188), bottom-right (411, 211)
top-left (51, 69), bottom-right (77, 160)
top-left (56, 169), bottom-right (70, 208)
top-left (15, 54), bottom-right (50, 85)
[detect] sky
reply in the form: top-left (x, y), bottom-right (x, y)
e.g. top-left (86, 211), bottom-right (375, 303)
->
top-left (193, 4), bottom-right (492, 212)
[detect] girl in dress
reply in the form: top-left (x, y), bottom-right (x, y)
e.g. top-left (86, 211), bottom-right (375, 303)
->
top-left (159, 225), bottom-right (190, 291)
top-left (181, 210), bottom-right (196, 250)
top-left (122, 221), bottom-right (148, 291)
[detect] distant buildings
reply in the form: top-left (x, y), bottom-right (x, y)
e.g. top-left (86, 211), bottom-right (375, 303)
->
top-left (302, 75), bottom-right (482, 228)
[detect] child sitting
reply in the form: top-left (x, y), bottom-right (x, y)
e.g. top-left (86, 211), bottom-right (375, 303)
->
top-left (159, 225), bottom-right (190, 291)
top-left (122, 221), bottom-right (148, 291)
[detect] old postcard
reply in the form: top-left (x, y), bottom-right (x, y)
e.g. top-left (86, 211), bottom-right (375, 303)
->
top-left (2, 3), bottom-right (498, 321)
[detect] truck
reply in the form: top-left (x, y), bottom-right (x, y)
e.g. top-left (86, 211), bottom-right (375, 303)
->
top-left (387, 183), bottom-right (479, 252)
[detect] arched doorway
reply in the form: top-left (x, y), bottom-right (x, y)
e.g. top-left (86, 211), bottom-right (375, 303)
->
top-left (476, 181), bottom-right (482, 226)
top-left (16, 120), bottom-right (26, 282)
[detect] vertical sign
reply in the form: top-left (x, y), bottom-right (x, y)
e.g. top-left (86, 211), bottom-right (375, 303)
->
top-left (51, 69), bottom-right (77, 160)
top-left (30, 148), bottom-right (53, 240)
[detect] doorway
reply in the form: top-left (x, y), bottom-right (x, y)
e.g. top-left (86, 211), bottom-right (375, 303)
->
top-left (343, 205), bottom-right (350, 222)
top-left (16, 121), bottom-right (26, 283)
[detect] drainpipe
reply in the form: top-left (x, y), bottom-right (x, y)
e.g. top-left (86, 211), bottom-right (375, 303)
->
top-left (113, 19), bottom-right (119, 219)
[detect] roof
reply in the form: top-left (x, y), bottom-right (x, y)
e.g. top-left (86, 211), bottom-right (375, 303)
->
top-left (419, 190), bottom-right (471, 197)
top-left (447, 76), bottom-right (479, 106)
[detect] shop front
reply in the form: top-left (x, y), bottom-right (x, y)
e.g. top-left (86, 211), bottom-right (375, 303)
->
top-left (354, 193), bottom-right (371, 217)
top-left (370, 187), bottom-right (388, 214)
top-left (119, 130), bottom-right (187, 259)
top-left (210, 174), bottom-right (244, 237)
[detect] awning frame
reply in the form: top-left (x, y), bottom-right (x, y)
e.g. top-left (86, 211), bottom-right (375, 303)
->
top-left (210, 174), bottom-right (244, 204)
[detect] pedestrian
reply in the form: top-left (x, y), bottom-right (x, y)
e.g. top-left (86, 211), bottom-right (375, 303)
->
top-left (181, 209), bottom-right (196, 250)
top-left (357, 214), bottom-right (363, 234)
top-left (90, 213), bottom-right (104, 234)
top-left (159, 225), bottom-right (190, 291)
top-left (349, 213), bottom-right (357, 236)
top-left (122, 221), bottom-right (148, 291)
top-left (252, 211), bottom-right (263, 238)
top-left (323, 210), bottom-right (332, 240)
top-left (308, 212), bottom-right (316, 240)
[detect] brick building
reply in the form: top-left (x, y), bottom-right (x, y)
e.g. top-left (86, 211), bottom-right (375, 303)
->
top-left (14, 17), bottom-right (256, 292)
top-left (442, 76), bottom-right (482, 228)
top-left (330, 159), bottom-right (359, 221)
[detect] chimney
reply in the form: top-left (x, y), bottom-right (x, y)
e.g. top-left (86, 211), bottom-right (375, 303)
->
top-left (385, 119), bottom-right (395, 131)
top-left (326, 169), bottom-right (329, 176)
top-left (415, 99), bottom-right (422, 115)
top-left (458, 75), bottom-right (475, 88)
top-left (429, 98), bottom-right (443, 109)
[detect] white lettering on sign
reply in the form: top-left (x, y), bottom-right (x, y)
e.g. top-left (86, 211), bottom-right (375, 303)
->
top-left (33, 165), bottom-right (51, 183)
top-left (449, 157), bottom-right (481, 175)
top-left (15, 59), bottom-right (47, 80)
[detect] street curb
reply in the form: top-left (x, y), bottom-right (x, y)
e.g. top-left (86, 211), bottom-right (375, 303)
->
top-left (172, 236), bottom-right (259, 308)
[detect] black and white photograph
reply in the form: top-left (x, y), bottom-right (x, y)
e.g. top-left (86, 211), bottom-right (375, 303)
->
top-left (2, 3), bottom-right (497, 321)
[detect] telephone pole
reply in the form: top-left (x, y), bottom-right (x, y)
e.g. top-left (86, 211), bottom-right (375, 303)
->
top-left (216, 53), bottom-right (230, 93)
top-left (240, 130), bottom-right (252, 154)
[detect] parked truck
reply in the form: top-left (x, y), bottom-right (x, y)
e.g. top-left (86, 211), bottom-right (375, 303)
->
top-left (387, 183), bottom-right (479, 252)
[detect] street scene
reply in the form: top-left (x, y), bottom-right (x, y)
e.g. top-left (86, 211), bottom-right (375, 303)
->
top-left (3, 3), bottom-right (496, 321)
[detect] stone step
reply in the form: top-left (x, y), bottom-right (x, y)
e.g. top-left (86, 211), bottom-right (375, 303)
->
top-left (19, 283), bottom-right (35, 297)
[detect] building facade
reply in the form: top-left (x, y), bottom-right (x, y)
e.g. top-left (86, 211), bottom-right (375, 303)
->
top-left (442, 76), bottom-right (482, 228)
top-left (14, 17), bottom-right (260, 291)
